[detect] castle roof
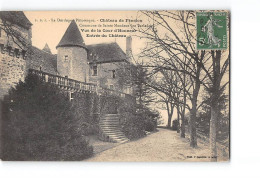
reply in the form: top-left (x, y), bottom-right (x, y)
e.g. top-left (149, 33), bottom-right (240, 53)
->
top-left (86, 42), bottom-right (128, 64)
top-left (28, 46), bottom-right (57, 75)
top-left (0, 11), bottom-right (32, 30)
top-left (42, 43), bottom-right (52, 54)
top-left (56, 20), bottom-right (86, 49)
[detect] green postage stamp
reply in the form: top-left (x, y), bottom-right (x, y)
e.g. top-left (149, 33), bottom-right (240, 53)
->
top-left (196, 11), bottom-right (228, 50)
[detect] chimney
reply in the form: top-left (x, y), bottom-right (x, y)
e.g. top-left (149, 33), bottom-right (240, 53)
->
top-left (126, 36), bottom-right (132, 61)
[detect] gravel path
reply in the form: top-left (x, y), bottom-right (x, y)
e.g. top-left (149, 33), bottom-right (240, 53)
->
top-left (86, 128), bottom-right (228, 162)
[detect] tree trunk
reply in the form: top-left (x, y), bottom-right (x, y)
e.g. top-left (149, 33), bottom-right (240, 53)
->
top-left (180, 93), bottom-right (186, 138)
top-left (210, 101), bottom-right (218, 162)
top-left (166, 102), bottom-right (171, 128)
top-left (177, 106), bottom-right (180, 133)
top-left (189, 102), bottom-right (197, 148)
top-left (167, 115), bottom-right (172, 128)
top-left (180, 111), bottom-right (185, 138)
top-left (189, 61), bottom-right (201, 148)
top-left (209, 50), bottom-right (222, 162)
top-left (189, 82), bottom-right (200, 147)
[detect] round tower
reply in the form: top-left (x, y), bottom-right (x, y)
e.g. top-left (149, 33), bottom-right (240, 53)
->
top-left (56, 20), bottom-right (88, 82)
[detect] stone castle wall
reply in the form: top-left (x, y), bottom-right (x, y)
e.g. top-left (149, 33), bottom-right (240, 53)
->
top-left (88, 61), bottom-right (128, 92)
top-left (57, 46), bottom-right (88, 82)
top-left (0, 19), bottom-right (31, 99)
top-left (0, 53), bottom-right (26, 99)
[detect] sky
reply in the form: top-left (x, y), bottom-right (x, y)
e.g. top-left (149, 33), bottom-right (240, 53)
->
top-left (24, 11), bottom-right (146, 55)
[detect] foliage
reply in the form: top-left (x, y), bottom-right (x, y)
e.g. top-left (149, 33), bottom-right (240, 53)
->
top-left (100, 95), bottom-right (120, 115)
top-left (172, 120), bottom-right (179, 131)
top-left (196, 91), bottom-right (229, 142)
top-left (117, 61), bottom-right (158, 139)
top-left (71, 93), bottom-right (99, 135)
top-left (120, 111), bottom-right (146, 140)
top-left (1, 74), bottom-right (93, 161)
top-left (117, 63), bottom-right (155, 109)
top-left (143, 108), bottom-right (160, 132)
top-left (119, 99), bottom-right (159, 139)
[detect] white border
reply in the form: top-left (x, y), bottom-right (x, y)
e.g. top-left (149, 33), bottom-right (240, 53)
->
top-left (1, 0), bottom-right (260, 179)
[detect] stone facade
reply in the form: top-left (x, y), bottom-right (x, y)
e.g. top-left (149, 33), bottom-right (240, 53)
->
top-left (88, 61), bottom-right (132, 93)
top-left (0, 16), bottom-right (32, 99)
top-left (0, 53), bottom-right (26, 98)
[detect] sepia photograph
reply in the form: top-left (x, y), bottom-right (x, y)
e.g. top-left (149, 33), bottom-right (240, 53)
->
top-left (0, 10), bottom-right (230, 162)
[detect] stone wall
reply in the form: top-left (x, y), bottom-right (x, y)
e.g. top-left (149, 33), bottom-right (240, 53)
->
top-left (88, 61), bottom-right (130, 92)
top-left (0, 53), bottom-right (26, 99)
top-left (0, 19), bottom-right (31, 99)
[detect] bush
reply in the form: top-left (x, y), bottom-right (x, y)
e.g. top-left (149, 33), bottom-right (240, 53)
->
top-left (120, 111), bottom-right (146, 140)
top-left (1, 74), bottom-right (93, 161)
top-left (119, 99), bottom-right (159, 139)
top-left (142, 109), bottom-right (159, 132)
top-left (172, 119), bottom-right (179, 131)
top-left (71, 93), bottom-right (99, 136)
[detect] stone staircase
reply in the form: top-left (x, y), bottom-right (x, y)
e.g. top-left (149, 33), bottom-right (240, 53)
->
top-left (99, 114), bottom-right (129, 143)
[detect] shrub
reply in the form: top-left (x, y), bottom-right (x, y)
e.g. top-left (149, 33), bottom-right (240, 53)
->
top-left (142, 109), bottom-right (159, 132)
top-left (119, 99), bottom-right (159, 139)
top-left (172, 119), bottom-right (179, 131)
top-left (120, 111), bottom-right (146, 140)
top-left (1, 74), bottom-right (93, 161)
top-left (71, 93), bottom-right (99, 136)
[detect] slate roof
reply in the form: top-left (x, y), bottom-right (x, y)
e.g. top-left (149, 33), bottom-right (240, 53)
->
top-left (56, 20), bottom-right (86, 49)
top-left (0, 11), bottom-right (32, 30)
top-left (56, 20), bottom-right (128, 64)
top-left (28, 46), bottom-right (57, 75)
top-left (42, 43), bottom-right (52, 54)
top-left (86, 42), bottom-right (128, 64)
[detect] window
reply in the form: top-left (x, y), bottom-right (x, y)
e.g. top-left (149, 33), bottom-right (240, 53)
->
top-left (112, 70), bottom-right (116, 78)
top-left (92, 65), bottom-right (97, 76)
top-left (110, 85), bottom-right (114, 90)
top-left (64, 55), bottom-right (68, 62)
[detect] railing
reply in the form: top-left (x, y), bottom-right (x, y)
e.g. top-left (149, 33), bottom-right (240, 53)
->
top-left (28, 69), bottom-right (131, 98)
top-left (29, 69), bottom-right (97, 93)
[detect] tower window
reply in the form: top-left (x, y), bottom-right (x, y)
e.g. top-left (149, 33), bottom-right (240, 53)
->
top-left (92, 65), bottom-right (97, 76)
top-left (64, 55), bottom-right (68, 62)
top-left (110, 85), bottom-right (114, 90)
top-left (112, 70), bottom-right (116, 78)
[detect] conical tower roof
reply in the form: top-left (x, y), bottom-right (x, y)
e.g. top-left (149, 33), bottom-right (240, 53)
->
top-left (56, 20), bottom-right (86, 49)
top-left (42, 43), bottom-right (51, 53)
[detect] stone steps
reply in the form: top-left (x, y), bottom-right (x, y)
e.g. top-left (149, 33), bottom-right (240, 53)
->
top-left (99, 114), bottom-right (129, 143)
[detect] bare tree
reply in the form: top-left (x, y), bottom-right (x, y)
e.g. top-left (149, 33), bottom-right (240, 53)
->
top-left (149, 70), bottom-right (178, 128)
top-left (0, 16), bottom-right (31, 50)
top-left (135, 11), bottom-right (229, 152)
top-left (135, 11), bottom-right (208, 147)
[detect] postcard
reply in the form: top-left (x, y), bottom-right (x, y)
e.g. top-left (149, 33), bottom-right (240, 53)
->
top-left (0, 10), bottom-right (230, 161)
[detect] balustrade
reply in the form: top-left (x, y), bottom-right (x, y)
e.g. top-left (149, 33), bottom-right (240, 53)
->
top-left (28, 69), bottom-right (129, 98)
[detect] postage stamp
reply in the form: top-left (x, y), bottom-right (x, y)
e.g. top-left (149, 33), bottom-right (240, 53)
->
top-left (196, 11), bottom-right (228, 50)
